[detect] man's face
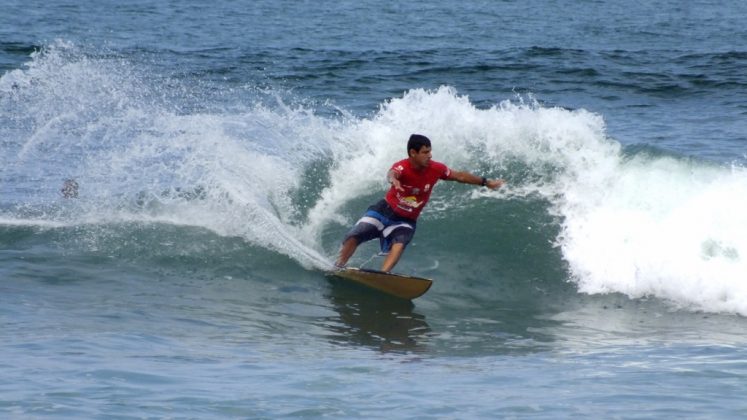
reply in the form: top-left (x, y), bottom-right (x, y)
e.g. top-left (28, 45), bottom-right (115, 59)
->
top-left (409, 146), bottom-right (432, 169)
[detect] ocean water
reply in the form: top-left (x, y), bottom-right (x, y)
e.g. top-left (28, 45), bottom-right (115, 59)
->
top-left (2, 0), bottom-right (747, 418)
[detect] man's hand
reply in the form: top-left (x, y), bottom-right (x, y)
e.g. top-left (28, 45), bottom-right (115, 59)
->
top-left (486, 179), bottom-right (505, 190)
top-left (387, 169), bottom-right (405, 191)
top-left (390, 177), bottom-right (405, 192)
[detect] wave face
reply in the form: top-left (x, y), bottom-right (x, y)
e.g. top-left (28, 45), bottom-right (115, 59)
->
top-left (2, 42), bottom-right (747, 315)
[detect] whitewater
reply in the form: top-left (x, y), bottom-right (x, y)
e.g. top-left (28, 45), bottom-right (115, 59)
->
top-left (3, 43), bottom-right (746, 317)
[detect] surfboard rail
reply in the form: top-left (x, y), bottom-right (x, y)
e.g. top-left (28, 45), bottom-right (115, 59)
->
top-left (327, 267), bottom-right (433, 300)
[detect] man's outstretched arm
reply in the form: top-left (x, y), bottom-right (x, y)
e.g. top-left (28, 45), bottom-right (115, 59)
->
top-left (448, 170), bottom-right (505, 190)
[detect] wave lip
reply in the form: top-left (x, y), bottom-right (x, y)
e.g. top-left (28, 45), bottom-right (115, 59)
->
top-left (560, 154), bottom-right (747, 315)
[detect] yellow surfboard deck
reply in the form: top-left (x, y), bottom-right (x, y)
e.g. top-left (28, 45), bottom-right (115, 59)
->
top-left (328, 267), bottom-right (433, 300)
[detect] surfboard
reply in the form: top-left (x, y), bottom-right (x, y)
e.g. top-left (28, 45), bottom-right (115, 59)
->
top-left (327, 267), bottom-right (433, 300)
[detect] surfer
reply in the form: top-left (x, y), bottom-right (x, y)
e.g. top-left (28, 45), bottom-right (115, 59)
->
top-left (61, 179), bottom-right (79, 199)
top-left (335, 134), bottom-right (505, 272)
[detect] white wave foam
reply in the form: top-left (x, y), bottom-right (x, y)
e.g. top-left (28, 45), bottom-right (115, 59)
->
top-left (559, 157), bottom-right (747, 314)
top-left (0, 217), bottom-right (68, 228)
top-left (4, 43), bottom-right (747, 314)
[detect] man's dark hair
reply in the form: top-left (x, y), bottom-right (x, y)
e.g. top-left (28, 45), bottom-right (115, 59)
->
top-left (407, 134), bottom-right (431, 154)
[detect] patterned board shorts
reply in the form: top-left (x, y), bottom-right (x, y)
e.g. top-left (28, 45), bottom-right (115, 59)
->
top-left (343, 200), bottom-right (417, 253)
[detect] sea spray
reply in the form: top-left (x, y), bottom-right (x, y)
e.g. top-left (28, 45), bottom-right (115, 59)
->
top-left (1, 42), bottom-right (336, 268)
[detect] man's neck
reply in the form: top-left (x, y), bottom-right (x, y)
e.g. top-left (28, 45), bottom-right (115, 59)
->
top-left (408, 157), bottom-right (427, 171)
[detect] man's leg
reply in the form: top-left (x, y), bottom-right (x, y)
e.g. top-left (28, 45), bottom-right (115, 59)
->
top-left (380, 242), bottom-right (405, 273)
top-left (335, 237), bottom-right (359, 268)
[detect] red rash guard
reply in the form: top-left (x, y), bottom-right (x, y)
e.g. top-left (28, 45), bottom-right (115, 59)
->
top-left (384, 158), bottom-right (451, 220)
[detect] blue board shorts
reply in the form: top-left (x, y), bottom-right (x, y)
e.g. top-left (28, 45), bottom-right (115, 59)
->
top-left (343, 199), bottom-right (417, 254)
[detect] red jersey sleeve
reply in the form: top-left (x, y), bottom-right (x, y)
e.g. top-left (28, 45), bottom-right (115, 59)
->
top-left (433, 161), bottom-right (451, 180)
top-left (390, 160), bottom-right (407, 175)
